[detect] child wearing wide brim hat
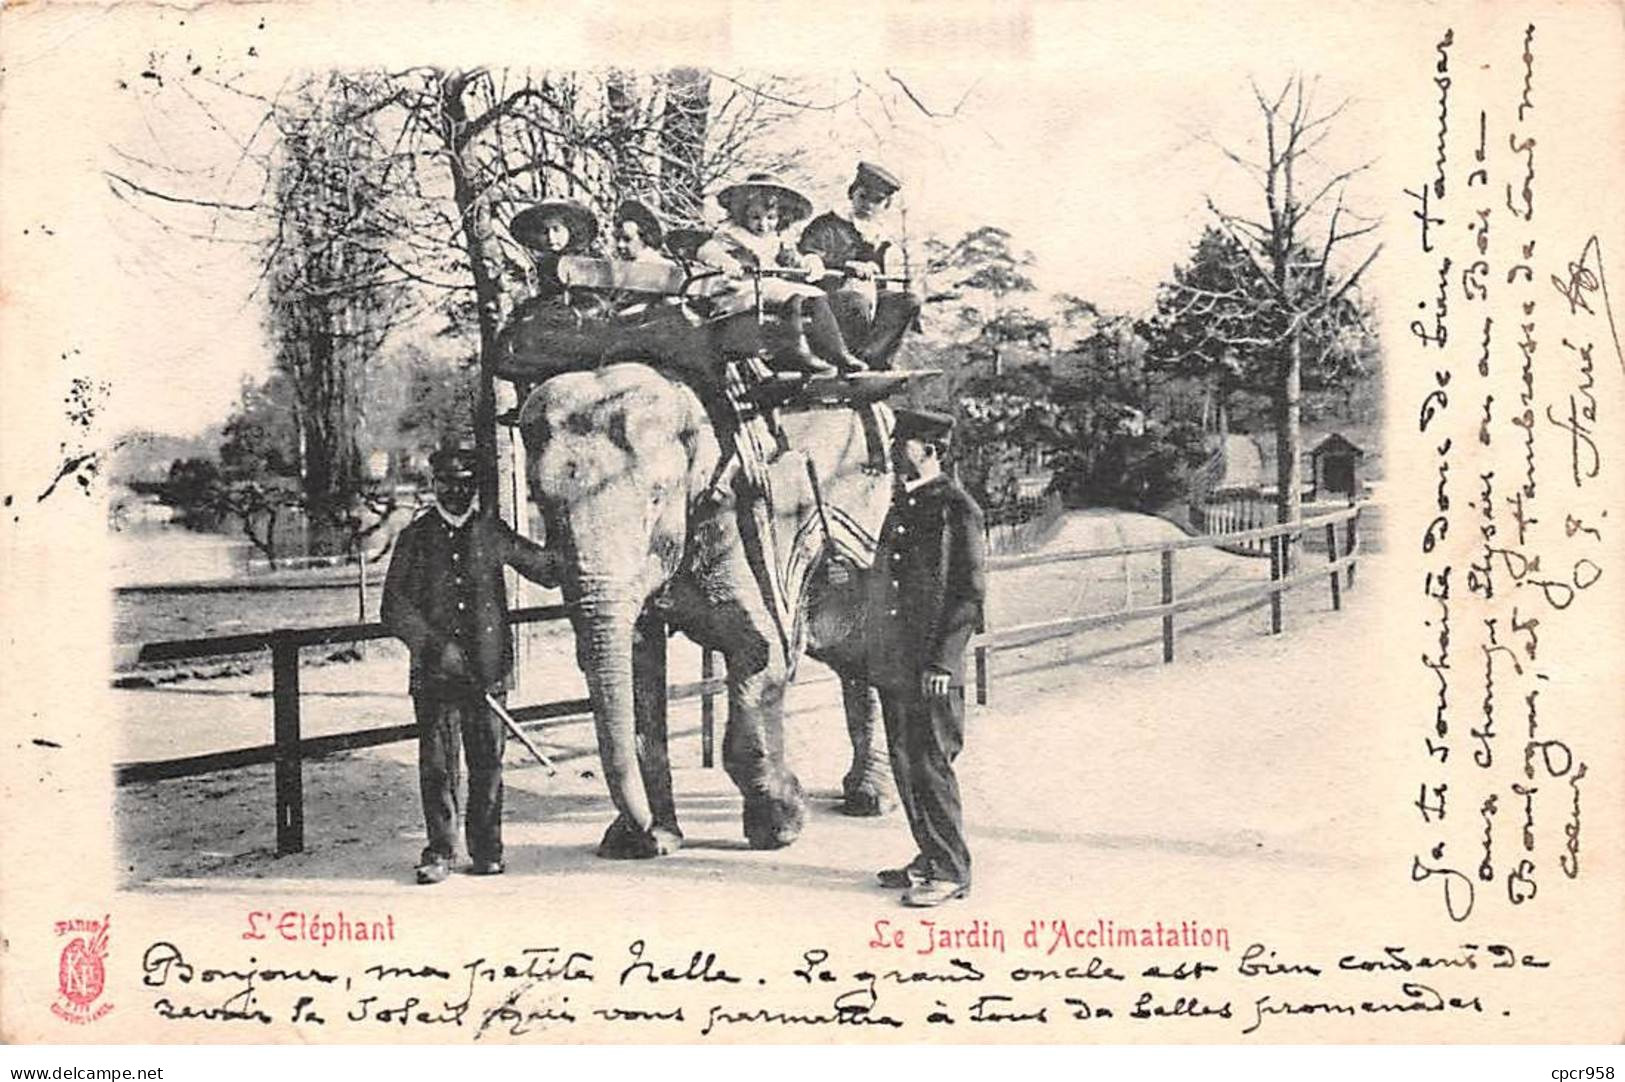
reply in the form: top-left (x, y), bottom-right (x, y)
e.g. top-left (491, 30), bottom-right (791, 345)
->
top-left (508, 199), bottom-right (600, 308)
top-left (698, 172), bottom-right (866, 375)
top-left (509, 199), bottom-right (600, 255)
top-left (714, 172), bottom-right (814, 227)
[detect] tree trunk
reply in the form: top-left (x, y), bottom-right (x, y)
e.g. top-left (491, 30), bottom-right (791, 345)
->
top-left (1275, 329), bottom-right (1303, 573)
top-left (605, 70), bottom-right (641, 199)
top-left (658, 68), bottom-right (710, 224)
top-left (439, 72), bottom-right (510, 515)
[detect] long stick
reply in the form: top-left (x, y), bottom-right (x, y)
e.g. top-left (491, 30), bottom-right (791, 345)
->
top-left (805, 455), bottom-right (834, 554)
top-left (485, 692), bottom-right (558, 775)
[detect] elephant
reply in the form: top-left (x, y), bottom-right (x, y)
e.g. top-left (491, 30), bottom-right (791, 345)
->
top-left (515, 360), bottom-right (899, 858)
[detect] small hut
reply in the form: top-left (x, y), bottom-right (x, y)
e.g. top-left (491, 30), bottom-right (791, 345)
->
top-left (1309, 432), bottom-right (1365, 501)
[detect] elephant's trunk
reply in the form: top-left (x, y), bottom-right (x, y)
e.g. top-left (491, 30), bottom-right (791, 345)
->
top-left (576, 589), bottom-right (652, 834)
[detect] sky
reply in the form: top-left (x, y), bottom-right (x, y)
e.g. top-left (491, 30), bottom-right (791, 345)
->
top-left (89, 9), bottom-right (1399, 439)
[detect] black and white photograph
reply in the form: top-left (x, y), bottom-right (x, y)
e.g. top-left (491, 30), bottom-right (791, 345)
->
top-left (1, 0), bottom-right (1621, 1059)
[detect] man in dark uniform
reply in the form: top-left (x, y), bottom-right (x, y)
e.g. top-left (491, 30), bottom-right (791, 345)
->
top-left (381, 448), bottom-right (561, 885)
top-left (866, 408), bottom-right (987, 906)
top-left (798, 161), bottom-right (923, 369)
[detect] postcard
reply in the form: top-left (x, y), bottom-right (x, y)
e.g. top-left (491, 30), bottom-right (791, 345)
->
top-left (0, 0), bottom-right (1620, 1045)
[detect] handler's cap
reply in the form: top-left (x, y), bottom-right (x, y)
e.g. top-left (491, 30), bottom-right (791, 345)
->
top-left (852, 160), bottom-right (902, 197)
top-left (893, 407), bottom-right (955, 445)
top-left (715, 171), bottom-right (813, 225)
top-left (510, 199), bottom-right (599, 252)
top-left (613, 199), bottom-right (665, 249)
top-left (429, 446), bottom-right (478, 481)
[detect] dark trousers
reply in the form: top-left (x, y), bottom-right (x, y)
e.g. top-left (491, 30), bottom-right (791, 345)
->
top-left (414, 690), bottom-right (506, 865)
top-left (829, 289), bottom-right (922, 369)
top-left (879, 684), bottom-right (970, 884)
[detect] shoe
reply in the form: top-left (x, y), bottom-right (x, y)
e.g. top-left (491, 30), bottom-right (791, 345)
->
top-left (469, 859), bottom-right (505, 876)
top-left (876, 859), bottom-right (929, 889)
top-left (803, 297), bottom-right (868, 373)
top-left (777, 340), bottom-right (836, 376)
top-left (857, 344), bottom-right (895, 371)
top-left (901, 880), bottom-right (970, 907)
top-left (415, 857), bottom-right (450, 885)
top-left (777, 298), bottom-right (837, 375)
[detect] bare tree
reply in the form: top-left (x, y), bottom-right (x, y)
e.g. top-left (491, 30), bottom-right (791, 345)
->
top-left (657, 67), bottom-right (711, 223)
top-left (264, 74), bottom-right (414, 553)
top-left (106, 65), bottom-right (869, 531)
top-left (1196, 75), bottom-right (1381, 557)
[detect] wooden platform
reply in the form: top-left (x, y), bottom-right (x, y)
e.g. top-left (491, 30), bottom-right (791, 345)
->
top-left (750, 369), bottom-right (938, 409)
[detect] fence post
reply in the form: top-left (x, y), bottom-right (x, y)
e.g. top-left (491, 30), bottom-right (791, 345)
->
top-left (355, 547), bottom-right (368, 660)
top-left (1160, 547), bottom-right (1175, 663)
top-left (974, 612), bottom-right (990, 706)
top-left (700, 648), bottom-right (717, 769)
top-left (1267, 535), bottom-right (1284, 635)
top-left (1345, 512), bottom-right (1360, 590)
top-left (1325, 522), bottom-right (1343, 611)
top-left (272, 635), bottom-right (304, 856)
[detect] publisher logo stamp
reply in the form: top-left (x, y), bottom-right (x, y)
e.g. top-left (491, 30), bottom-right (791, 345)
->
top-left (52, 915), bottom-right (113, 1024)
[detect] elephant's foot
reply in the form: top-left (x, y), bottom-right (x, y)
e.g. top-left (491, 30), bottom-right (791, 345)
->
top-left (596, 815), bottom-right (684, 860)
top-left (840, 774), bottom-right (895, 818)
top-left (742, 785), bottom-right (807, 850)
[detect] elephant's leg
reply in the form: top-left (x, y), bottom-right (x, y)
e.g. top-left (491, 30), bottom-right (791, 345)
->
top-left (723, 641), bottom-right (806, 849)
top-left (804, 563), bottom-right (893, 818)
top-left (599, 610), bottom-right (684, 859)
top-left (634, 611), bottom-right (682, 848)
top-left (838, 675), bottom-right (894, 817)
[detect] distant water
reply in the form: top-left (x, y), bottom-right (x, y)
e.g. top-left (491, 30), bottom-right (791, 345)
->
top-left (108, 521), bottom-right (256, 587)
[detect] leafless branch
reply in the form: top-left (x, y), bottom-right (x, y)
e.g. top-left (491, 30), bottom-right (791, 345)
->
top-left (885, 70), bottom-right (978, 118)
top-left (105, 170), bottom-right (261, 213)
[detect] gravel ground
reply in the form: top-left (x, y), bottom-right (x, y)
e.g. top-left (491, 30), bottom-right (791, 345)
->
top-left (115, 510), bottom-right (1363, 890)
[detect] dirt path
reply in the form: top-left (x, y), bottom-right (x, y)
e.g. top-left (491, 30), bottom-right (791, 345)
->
top-left (116, 510), bottom-right (1365, 896)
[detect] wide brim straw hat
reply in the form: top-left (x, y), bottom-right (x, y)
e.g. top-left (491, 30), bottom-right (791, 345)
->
top-left (510, 199), bottom-right (599, 252)
top-left (715, 172), bottom-right (813, 226)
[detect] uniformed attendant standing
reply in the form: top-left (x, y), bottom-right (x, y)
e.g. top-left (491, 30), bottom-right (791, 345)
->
top-left (382, 448), bottom-right (560, 885)
top-left (866, 409), bottom-right (986, 907)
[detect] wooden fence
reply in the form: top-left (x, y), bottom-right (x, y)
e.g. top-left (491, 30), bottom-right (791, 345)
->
top-left (1189, 486), bottom-right (1278, 556)
top-left (114, 605), bottom-right (725, 857)
top-left (971, 503), bottom-right (1362, 704)
top-left (983, 490), bottom-right (1064, 556)
top-left (115, 503), bottom-right (1362, 857)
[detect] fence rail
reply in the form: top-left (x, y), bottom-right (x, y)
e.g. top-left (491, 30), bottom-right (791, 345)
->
top-left (116, 503), bottom-right (1363, 858)
top-left (115, 604), bottom-right (725, 856)
top-left (972, 504), bottom-right (1362, 704)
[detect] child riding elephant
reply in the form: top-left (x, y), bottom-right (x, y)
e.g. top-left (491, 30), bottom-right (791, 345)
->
top-left (798, 161), bottom-right (922, 370)
top-left (697, 172), bottom-right (868, 375)
top-left (510, 198), bottom-right (600, 299)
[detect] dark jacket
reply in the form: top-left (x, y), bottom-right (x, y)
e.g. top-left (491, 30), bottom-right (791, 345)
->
top-left (865, 475), bottom-right (987, 690)
top-left (799, 211), bottom-right (890, 269)
top-left (382, 509), bottom-right (558, 695)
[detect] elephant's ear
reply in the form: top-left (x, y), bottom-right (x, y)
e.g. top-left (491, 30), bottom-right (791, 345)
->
top-left (676, 389), bottom-right (720, 502)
